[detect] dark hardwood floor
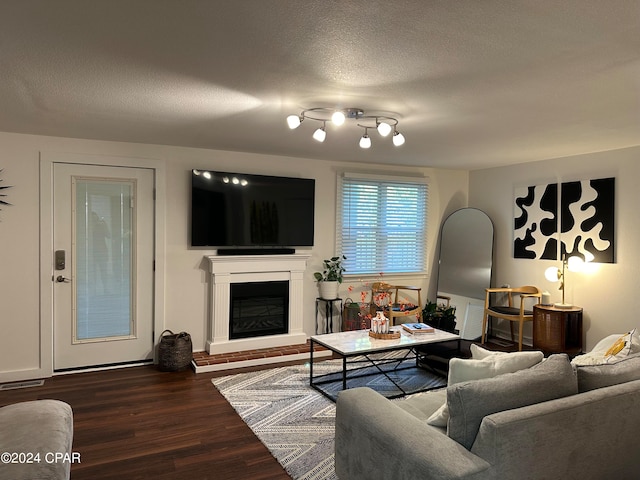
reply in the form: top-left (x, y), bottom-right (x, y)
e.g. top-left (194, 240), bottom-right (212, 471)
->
top-left (0, 364), bottom-right (294, 480)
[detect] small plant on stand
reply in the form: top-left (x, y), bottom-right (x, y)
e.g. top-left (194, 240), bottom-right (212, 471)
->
top-left (314, 255), bottom-right (346, 300)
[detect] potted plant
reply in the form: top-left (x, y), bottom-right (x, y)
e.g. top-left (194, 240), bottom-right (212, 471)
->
top-left (314, 255), bottom-right (346, 299)
top-left (422, 299), bottom-right (457, 333)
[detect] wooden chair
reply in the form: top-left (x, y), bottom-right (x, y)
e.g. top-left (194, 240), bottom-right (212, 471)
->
top-left (481, 286), bottom-right (541, 351)
top-left (388, 285), bottom-right (423, 325)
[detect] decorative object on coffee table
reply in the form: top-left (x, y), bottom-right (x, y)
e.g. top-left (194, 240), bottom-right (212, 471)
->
top-left (402, 322), bottom-right (435, 334)
top-left (368, 311), bottom-right (400, 338)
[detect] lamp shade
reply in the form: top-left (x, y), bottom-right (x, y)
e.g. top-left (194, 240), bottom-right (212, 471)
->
top-left (359, 134), bottom-right (371, 149)
top-left (331, 111), bottom-right (346, 126)
top-left (545, 266), bottom-right (560, 282)
top-left (286, 115), bottom-right (301, 129)
top-left (567, 256), bottom-right (584, 272)
top-left (313, 127), bottom-right (326, 142)
top-left (377, 121), bottom-right (392, 137)
top-left (392, 131), bottom-right (405, 146)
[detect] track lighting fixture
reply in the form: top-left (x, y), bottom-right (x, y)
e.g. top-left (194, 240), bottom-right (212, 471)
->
top-left (286, 107), bottom-right (405, 149)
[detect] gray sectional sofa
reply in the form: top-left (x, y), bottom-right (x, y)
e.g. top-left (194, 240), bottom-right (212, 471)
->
top-left (0, 400), bottom-right (74, 480)
top-left (335, 352), bottom-right (640, 480)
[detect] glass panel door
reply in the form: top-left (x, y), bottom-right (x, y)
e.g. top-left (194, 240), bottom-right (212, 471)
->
top-left (74, 178), bottom-right (136, 342)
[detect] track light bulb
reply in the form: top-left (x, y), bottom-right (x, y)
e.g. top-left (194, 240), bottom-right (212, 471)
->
top-left (359, 134), bottom-right (371, 149)
top-left (377, 121), bottom-right (392, 137)
top-left (287, 115), bottom-right (301, 129)
top-left (313, 126), bottom-right (326, 142)
top-left (392, 131), bottom-right (405, 146)
top-left (331, 111), bottom-right (346, 126)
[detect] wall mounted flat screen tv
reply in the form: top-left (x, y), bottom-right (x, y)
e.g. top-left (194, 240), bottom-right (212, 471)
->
top-left (191, 169), bottom-right (315, 247)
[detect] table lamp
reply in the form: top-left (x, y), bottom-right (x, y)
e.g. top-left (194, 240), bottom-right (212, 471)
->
top-left (544, 254), bottom-right (584, 308)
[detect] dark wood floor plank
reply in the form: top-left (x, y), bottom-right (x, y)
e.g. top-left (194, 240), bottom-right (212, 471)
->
top-left (0, 365), bottom-right (291, 480)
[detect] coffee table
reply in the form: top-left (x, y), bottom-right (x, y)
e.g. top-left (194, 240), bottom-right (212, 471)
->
top-left (310, 327), bottom-right (460, 401)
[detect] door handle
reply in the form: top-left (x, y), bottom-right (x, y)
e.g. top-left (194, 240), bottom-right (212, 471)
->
top-left (55, 275), bottom-right (71, 283)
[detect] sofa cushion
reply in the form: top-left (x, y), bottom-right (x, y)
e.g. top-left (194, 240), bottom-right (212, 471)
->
top-left (574, 353), bottom-right (640, 392)
top-left (396, 388), bottom-right (447, 430)
top-left (446, 354), bottom-right (578, 450)
top-left (426, 346), bottom-right (543, 427)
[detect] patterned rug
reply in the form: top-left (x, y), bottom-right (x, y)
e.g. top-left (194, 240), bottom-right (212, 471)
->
top-left (212, 353), bottom-right (445, 479)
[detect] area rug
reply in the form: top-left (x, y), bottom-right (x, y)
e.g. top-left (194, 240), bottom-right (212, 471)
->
top-left (212, 353), bottom-right (445, 480)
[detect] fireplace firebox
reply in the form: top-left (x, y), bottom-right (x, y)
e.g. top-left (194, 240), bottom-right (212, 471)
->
top-left (229, 281), bottom-right (289, 339)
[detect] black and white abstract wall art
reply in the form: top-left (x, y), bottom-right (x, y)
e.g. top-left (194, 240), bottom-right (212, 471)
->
top-left (514, 177), bottom-right (615, 263)
top-left (560, 177), bottom-right (615, 263)
top-left (514, 183), bottom-right (558, 260)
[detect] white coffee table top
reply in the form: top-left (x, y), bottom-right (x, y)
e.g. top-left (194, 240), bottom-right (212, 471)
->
top-left (310, 327), bottom-right (460, 356)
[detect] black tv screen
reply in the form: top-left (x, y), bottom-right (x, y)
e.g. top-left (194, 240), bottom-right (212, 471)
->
top-left (191, 169), bottom-right (315, 247)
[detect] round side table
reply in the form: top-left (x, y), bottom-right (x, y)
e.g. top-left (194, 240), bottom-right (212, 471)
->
top-left (533, 304), bottom-right (583, 357)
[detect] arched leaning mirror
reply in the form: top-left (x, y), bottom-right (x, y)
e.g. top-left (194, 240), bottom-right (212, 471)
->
top-left (437, 208), bottom-right (494, 340)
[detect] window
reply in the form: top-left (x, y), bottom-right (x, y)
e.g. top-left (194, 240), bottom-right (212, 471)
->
top-left (336, 173), bottom-right (428, 275)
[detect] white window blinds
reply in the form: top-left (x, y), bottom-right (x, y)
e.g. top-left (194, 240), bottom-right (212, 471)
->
top-left (336, 173), bottom-right (428, 275)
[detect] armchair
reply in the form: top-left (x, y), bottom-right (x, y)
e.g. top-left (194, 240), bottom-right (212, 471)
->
top-left (481, 286), bottom-right (541, 351)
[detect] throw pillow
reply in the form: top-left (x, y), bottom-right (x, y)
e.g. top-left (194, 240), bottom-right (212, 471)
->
top-left (604, 335), bottom-right (627, 356)
top-left (426, 347), bottom-right (544, 427)
top-left (468, 343), bottom-right (503, 360)
top-left (592, 334), bottom-right (626, 353)
top-left (448, 349), bottom-right (544, 385)
top-left (571, 329), bottom-right (640, 366)
top-left (606, 329), bottom-right (640, 358)
top-left (447, 354), bottom-right (578, 450)
top-left (574, 353), bottom-right (640, 392)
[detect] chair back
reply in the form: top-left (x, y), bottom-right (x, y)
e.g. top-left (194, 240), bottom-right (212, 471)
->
top-left (511, 285), bottom-right (542, 296)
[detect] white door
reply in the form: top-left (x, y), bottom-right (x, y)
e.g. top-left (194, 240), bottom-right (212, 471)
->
top-left (53, 163), bottom-right (155, 370)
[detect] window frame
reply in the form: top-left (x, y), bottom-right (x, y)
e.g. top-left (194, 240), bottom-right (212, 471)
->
top-left (336, 171), bottom-right (429, 277)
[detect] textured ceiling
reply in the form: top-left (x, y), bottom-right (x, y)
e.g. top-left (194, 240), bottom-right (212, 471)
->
top-left (0, 0), bottom-right (638, 169)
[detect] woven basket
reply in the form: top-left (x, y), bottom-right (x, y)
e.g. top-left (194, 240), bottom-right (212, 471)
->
top-left (158, 329), bottom-right (193, 371)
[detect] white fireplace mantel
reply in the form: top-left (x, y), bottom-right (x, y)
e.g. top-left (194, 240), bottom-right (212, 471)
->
top-left (205, 254), bottom-right (310, 354)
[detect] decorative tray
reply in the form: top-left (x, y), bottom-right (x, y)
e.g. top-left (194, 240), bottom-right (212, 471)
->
top-left (368, 330), bottom-right (401, 340)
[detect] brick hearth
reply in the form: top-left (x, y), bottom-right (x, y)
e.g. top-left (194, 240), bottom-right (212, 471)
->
top-left (192, 339), bottom-right (332, 373)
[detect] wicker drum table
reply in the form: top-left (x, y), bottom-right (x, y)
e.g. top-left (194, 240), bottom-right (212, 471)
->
top-left (533, 304), bottom-right (583, 357)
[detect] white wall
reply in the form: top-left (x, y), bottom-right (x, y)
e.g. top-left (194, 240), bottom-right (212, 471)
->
top-left (469, 147), bottom-right (640, 351)
top-left (0, 131), bottom-right (468, 382)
